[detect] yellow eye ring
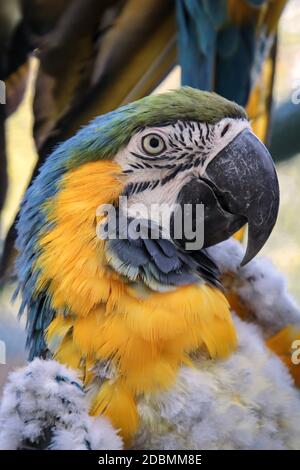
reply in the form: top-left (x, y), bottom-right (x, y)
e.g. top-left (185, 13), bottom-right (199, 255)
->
top-left (141, 133), bottom-right (166, 156)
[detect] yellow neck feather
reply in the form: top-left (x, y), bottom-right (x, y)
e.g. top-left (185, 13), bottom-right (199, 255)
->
top-left (36, 160), bottom-right (237, 445)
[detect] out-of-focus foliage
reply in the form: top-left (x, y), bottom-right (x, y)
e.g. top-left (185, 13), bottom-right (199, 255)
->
top-left (0, 0), bottom-right (30, 215)
top-left (259, 0), bottom-right (300, 302)
top-left (270, 101), bottom-right (300, 161)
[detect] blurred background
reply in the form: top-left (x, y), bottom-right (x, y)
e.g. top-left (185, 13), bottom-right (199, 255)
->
top-left (1, 0), bottom-right (300, 389)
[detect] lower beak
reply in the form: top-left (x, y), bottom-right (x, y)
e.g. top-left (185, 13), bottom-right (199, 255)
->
top-left (173, 129), bottom-right (280, 266)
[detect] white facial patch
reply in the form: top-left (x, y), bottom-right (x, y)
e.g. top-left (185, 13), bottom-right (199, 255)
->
top-left (114, 117), bottom-right (250, 230)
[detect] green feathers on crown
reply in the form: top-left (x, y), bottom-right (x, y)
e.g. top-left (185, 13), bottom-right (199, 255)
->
top-left (53, 87), bottom-right (247, 170)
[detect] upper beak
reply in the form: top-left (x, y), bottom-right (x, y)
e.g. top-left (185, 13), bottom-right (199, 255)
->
top-left (174, 129), bottom-right (280, 266)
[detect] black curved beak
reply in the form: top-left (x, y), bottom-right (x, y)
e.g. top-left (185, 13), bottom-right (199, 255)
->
top-left (173, 129), bottom-right (280, 266)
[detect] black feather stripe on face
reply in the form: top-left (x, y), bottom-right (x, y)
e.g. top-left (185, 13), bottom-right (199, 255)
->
top-left (123, 120), bottom-right (217, 195)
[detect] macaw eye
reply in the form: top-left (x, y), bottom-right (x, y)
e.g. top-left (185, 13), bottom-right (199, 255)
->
top-left (141, 133), bottom-right (166, 155)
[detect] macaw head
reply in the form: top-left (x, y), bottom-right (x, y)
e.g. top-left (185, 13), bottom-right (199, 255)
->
top-left (110, 87), bottom-right (279, 267)
top-left (17, 87), bottom-right (279, 315)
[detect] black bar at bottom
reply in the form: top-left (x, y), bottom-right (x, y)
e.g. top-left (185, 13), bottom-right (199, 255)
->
top-left (0, 450), bottom-right (298, 466)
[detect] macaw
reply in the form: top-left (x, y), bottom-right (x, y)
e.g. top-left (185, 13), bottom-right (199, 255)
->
top-left (16, 87), bottom-right (279, 445)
